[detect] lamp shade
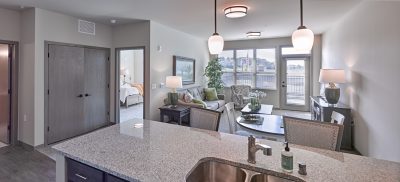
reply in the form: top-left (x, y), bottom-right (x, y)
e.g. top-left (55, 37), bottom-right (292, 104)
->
top-left (120, 68), bottom-right (130, 76)
top-left (208, 33), bottom-right (224, 55)
top-left (166, 76), bottom-right (183, 89)
top-left (319, 69), bottom-right (346, 83)
top-left (292, 28), bottom-right (314, 52)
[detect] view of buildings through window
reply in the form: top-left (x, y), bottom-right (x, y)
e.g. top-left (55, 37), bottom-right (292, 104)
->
top-left (218, 48), bottom-right (277, 89)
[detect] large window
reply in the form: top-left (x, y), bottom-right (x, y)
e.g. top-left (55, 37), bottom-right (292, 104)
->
top-left (218, 48), bottom-right (277, 90)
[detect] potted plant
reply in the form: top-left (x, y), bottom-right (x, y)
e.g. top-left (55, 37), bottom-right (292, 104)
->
top-left (204, 58), bottom-right (224, 93)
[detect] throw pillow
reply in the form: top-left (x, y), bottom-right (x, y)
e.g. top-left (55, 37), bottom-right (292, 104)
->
top-left (204, 88), bottom-right (218, 101)
top-left (183, 92), bottom-right (194, 103)
top-left (192, 98), bottom-right (207, 108)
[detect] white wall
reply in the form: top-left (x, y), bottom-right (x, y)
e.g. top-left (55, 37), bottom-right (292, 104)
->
top-left (133, 50), bottom-right (144, 83)
top-left (0, 7), bottom-right (20, 42)
top-left (112, 21), bottom-right (151, 120)
top-left (119, 49), bottom-right (144, 84)
top-left (149, 21), bottom-right (209, 121)
top-left (18, 8), bottom-right (36, 146)
top-left (322, 2), bottom-right (400, 162)
top-left (223, 36), bottom-right (322, 108)
top-left (120, 50), bottom-right (135, 83)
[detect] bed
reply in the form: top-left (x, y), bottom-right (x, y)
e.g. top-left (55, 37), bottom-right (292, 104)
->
top-left (120, 83), bottom-right (144, 108)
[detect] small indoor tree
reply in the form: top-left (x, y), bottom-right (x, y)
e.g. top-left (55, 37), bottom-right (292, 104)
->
top-left (204, 58), bottom-right (224, 93)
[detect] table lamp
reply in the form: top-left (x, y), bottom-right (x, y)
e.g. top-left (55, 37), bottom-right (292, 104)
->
top-left (166, 76), bottom-right (183, 107)
top-left (319, 69), bottom-right (345, 104)
top-left (120, 68), bottom-right (130, 84)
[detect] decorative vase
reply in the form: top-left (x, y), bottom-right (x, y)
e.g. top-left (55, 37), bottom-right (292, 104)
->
top-left (250, 97), bottom-right (261, 111)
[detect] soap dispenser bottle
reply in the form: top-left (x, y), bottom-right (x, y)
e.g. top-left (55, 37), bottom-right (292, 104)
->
top-left (281, 142), bottom-right (293, 173)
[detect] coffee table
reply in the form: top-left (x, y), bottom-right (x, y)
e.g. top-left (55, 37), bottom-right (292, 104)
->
top-left (236, 114), bottom-right (284, 135)
top-left (241, 103), bottom-right (273, 115)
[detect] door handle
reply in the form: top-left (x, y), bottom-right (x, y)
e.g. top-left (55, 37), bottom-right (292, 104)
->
top-left (85, 93), bottom-right (91, 97)
top-left (282, 85), bottom-right (286, 88)
top-left (74, 173), bottom-right (87, 180)
top-left (77, 94), bottom-right (84, 98)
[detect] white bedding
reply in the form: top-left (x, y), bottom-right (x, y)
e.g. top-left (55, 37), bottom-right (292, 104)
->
top-left (120, 84), bottom-right (140, 102)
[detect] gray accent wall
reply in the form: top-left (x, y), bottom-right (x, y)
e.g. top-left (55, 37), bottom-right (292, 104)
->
top-left (18, 8), bottom-right (113, 146)
top-left (34, 8), bottom-right (112, 146)
top-left (19, 8), bottom-right (36, 146)
top-left (149, 21), bottom-right (209, 121)
top-left (322, 2), bottom-right (400, 162)
top-left (0, 7), bottom-right (20, 41)
top-left (111, 21), bottom-right (151, 120)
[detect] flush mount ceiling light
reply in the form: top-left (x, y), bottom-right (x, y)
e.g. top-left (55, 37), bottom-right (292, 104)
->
top-left (208, 0), bottom-right (224, 55)
top-left (292, 0), bottom-right (314, 52)
top-left (224, 6), bottom-right (248, 18)
top-left (246, 32), bottom-right (261, 38)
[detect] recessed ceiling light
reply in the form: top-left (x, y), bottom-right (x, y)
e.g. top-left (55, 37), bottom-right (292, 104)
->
top-left (247, 32), bottom-right (261, 38)
top-left (110, 19), bottom-right (117, 24)
top-left (224, 6), bottom-right (248, 18)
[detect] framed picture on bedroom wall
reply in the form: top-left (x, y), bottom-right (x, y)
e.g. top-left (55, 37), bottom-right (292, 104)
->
top-left (173, 56), bottom-right (195, 85)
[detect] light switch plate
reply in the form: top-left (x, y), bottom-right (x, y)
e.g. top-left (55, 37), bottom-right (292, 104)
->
top-left (160, 83), bottom-right (165, 88)
top-left (152, 84), bottom-right (157, 89)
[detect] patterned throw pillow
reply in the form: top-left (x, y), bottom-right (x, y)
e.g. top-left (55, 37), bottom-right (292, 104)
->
top-left (183, 92), bottom-right (194, 103)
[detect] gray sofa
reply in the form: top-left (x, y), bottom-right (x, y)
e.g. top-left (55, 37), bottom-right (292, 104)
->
top-left (177, 86), bottom-right (225, 112)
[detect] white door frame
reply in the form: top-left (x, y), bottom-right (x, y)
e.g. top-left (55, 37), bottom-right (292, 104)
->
top-left (280, 56), bottom-right (311, 111)
top-left (115, 47), bottom-right (146, 123)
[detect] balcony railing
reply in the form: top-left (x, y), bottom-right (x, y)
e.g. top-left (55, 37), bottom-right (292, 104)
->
top-left (286, 75), bottom-right (305, 105)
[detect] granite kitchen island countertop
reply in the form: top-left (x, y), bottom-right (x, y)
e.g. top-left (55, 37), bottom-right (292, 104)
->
top-left (53, 119), bottom-right (400, 182)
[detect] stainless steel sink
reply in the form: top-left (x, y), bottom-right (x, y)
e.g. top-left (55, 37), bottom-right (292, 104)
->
top-left (186, 160), bottom-right (247, 182)
top-left (186, 159), bottom-right (301, 182)
top-left (250, 174), bottom-right (294, 182)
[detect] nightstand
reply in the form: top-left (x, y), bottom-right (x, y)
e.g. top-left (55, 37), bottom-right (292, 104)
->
top-left (159, 105), bottom-right (190, 125)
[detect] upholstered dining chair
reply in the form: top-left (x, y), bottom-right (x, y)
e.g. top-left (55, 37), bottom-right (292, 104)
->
top-left (230, 85), bottom-right (252, 108)
top-left (224, 102), bottom-right (251, 136)
top-left (190, 107), bottom-right (221, 131)
top-left (283, 116), bottom-right (344, 151)
top-left (331, 111), bottom-right (345, 125)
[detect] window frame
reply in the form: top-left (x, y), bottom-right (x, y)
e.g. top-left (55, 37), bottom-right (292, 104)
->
top-left (218, 50), bottom-right (236, 87)
top-left (218, 47), bottom-right (278, 90)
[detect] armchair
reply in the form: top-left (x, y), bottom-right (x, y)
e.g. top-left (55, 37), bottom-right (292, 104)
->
top-left (230, 85), bottom-right (252, 108)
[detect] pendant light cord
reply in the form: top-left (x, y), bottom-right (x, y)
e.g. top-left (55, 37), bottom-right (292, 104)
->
top-left (300, 0), bottom-right (303, 26)
top-left (214, 0), bottom-right (217, 34)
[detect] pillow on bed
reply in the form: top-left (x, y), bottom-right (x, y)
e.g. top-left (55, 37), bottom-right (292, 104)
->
top-left (183, 92), bottom-right (194, 103)
top-left (131, 83), bottom-right (144, 96)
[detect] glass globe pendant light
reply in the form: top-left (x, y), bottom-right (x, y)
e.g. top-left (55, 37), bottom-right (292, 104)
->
top-left (208, 0), bottom-right (224, 55)
top-left (292, 0), bottom-right (314, 52)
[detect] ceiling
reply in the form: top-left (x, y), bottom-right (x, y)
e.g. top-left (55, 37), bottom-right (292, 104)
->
top-left (0, 0), bottom-right (362, 40)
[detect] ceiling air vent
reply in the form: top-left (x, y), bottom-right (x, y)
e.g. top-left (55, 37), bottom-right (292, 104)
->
top-left (78, 19), bottom-right (95, 35)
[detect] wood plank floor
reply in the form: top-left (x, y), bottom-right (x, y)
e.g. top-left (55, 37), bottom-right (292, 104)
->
top-left (0, 145), bottom-right (55, 182)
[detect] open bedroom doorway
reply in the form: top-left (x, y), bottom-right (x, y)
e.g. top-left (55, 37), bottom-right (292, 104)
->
top-left (116, 47), bottom-right (145, 123)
